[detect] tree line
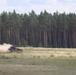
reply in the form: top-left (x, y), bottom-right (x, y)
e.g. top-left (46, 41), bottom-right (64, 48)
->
top-left (0, 10), bottom-right (76, 48)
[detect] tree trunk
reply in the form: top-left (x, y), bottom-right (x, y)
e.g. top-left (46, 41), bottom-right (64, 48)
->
top-left (43, 29), bottom-right (47, 47)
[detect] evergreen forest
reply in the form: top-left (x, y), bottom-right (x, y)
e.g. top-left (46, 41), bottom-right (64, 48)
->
top-left (0, 10), bottom-right (76, 48)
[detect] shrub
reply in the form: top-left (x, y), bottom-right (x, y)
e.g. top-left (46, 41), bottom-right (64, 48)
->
top-left (50, 54), bottom-right (54, 57)
top-left (38, 43), bottom-right (43, 47)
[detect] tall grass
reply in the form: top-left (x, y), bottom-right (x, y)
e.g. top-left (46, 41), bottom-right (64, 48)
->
top-left (0, 47), bottom-right (76, 75)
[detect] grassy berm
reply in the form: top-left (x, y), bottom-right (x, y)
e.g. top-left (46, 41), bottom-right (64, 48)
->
top-left (0, 47), bottom-right (76, 75)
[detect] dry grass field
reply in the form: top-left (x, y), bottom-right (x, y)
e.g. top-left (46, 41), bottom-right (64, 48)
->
top-left (0, 47), bottom-right (76, 75)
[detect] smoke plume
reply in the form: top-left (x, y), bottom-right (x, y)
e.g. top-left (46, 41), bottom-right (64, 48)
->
top-left (0, 43), bottom-right (13, 52)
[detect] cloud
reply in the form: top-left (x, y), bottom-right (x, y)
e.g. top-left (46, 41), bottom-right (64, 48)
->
top-left (0, 0), bottom-right (76, 14)
top-left (66, 0), bottom-right (76, 2)
top-left (0, 0), bottom-right (7, 5)
top-left (28, 0), bottom-right (75, 14)
top-left (23, 0), bottom-right (30, 3)
top-left (45, 0), bottom-right (57, 4)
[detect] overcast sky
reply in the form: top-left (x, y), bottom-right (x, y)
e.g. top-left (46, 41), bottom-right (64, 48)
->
top-left (0, 0), bottom-right (76, 14)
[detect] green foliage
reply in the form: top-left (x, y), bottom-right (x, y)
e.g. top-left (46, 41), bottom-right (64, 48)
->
top-left (20, 39), bottom-right (27, 47)
top-left (0, 10), bottom-right (76, 47)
